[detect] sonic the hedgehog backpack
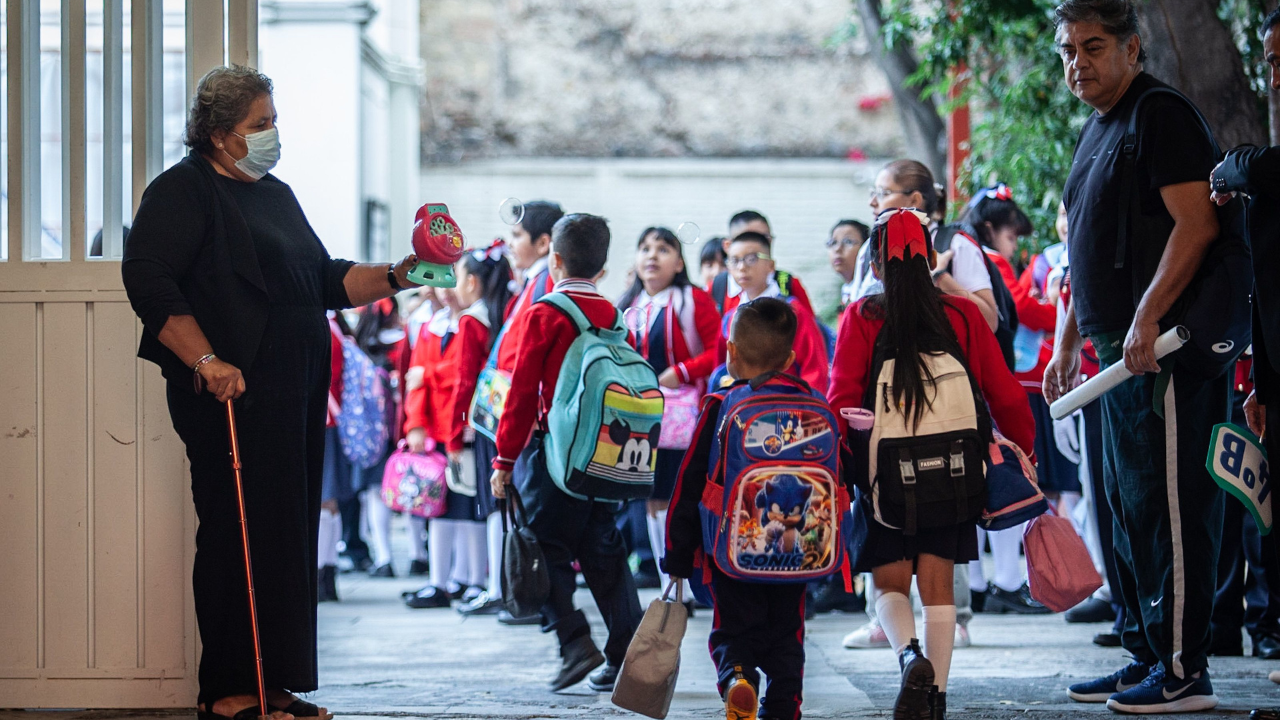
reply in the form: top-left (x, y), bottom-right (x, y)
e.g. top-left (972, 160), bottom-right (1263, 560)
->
top-left (698, 372), bottom-right (851, 584)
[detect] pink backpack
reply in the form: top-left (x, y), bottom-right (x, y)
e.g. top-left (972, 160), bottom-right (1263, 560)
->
top-left (381, 442), bottom-right (448, 518)
top-left (1024, 510), bottom-right (1102, 612)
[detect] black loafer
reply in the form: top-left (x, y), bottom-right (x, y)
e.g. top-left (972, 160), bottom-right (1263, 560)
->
top-left (1254, 632), bottom-right (1280, 659)
top-left (1064, 597), bottom-right (1116, 623)
top-left (498, 609), bottom-right (541, 626)
top-left (405, 586), bottom-right (453, 609)
top-left (587, 663), bottom-right (620, 692)
top-left (1252, 709), bottom-right (1280, 720)
top-left (1093, 632), bottom-right (1122, 647)
top-left (550, 635), bottom-right (605, 692)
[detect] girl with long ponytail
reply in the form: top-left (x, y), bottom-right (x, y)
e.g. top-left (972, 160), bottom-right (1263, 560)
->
top-left (828, 209), bottom-right (1035, 720)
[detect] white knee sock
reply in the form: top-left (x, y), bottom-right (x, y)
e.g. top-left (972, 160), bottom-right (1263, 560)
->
top-left (990, 524), bottom-right (1027, 592)
top-left (451, 528), bottom-right (471, 589)
top-left (465, 521), bottom-right (488, 587)
top-left (922, 604), bottom-right (957, 691)
top-left (487, 512), bottom-right (503, 597)
top-left (969, 527), bottom-right (988, 592)
top-left (429, 518), bottom-right (459, 589)
top-left (318, 509), bottom-right (341, 568)
top-left (647, 509), bottom-right (670, 590)
top-left (408, 516), bottom-right (429, 562)
top-left (365, 488), bottom-right (394, 567)
top-left (875, 592), bottom-right (917, 654)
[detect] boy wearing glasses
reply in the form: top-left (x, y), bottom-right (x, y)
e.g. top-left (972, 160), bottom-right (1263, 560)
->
top-left (714, 232), bottom-right (829, 393)
top-left (828, 219), bottom-right (870, 309)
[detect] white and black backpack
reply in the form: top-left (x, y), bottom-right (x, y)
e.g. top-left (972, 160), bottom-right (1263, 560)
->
top-left (863, 339), bottom-right (991, 535)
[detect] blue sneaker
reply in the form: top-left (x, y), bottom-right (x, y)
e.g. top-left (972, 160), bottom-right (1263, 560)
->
top-left (1106, 665), bottom-right (1219, 714)
top-left (1067, 660), bottom-right (1151, 702)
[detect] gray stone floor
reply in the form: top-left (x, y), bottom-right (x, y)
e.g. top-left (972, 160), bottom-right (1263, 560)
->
top-left (6, 567), bottom-right (1280, 719)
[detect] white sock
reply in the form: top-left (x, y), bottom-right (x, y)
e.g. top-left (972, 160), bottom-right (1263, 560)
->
top-left (990, 524), bottom-right (1027, 592)
top-left (408, 516), bottom-right (429, 562)
top-left (969, 527), bottom-right (988, 592)
top-left (317, 509), bottom-right (341, 568)
top-left (864, 574), bottom-right (879, 623)
top-left (465, 521), bottom-right (488, 587)
top-left (451, 526), bottom-right (471, 588)
top-left (647, 509), bottom-right (670, 590)
top-left (487, 512), bottom-right (503, 597)
top-left (922, 605), bottom-right (957, 691)
top-left (429, 519), bottom-right (459, 589)
top-left (875, 592), bottom-right (917, 654)
top-left (365, 488), bottom-right (394, 567)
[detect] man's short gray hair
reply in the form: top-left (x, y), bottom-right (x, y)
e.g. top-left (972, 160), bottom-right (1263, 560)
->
top-left (183, 65), bottom-right (273, 154)
top-left (1054, 0), bottom-right (1147, 63)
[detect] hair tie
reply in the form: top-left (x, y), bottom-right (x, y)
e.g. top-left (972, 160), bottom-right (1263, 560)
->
top-left (875, 207), bottom-right (931, 262)
top-left (469, 238), bottom-right (508, 263)
top-left (967, 182), bottom-right (1013, 209)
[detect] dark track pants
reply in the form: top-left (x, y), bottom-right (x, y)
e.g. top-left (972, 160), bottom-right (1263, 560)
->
top-left (709, 566), bottom-right (807, 720)
top-left (1101, 365), bottom-right (1229, 678)
top-left (516, 435), bottom-right (642, 665)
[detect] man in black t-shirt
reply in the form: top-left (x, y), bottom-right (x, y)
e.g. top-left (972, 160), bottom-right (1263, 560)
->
top-left (1043, 0), bottom-right (1229, 713)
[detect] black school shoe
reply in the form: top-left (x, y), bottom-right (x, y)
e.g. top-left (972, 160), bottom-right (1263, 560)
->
top-left (1093, 632), bottom-right (1122, 647)
top-left (404, 586), bottom-right (453, 609)
top-left (318, 565), bottom-right (339, 603)
top-left (456, 590), bottom-right (503, 616)
top-left (588, 662), bottom-right (620, 692)
top-left (408, 559), bottom-right (429, 576)
top-left (1254, 632), bottom-right (1280, 659)
top-left (1252, 708), bottom-right (1280, 720)
top-left (498, 609), bottom-right (542, 626)
top-left (550, 634), bottom-right (605, 692)
top-left (931, 690), bottom-right (947, 720)
top-left (368, 562), bottom-right (395, 578)
top-left (983, 584), bottom-right (1051, 614)
top-left (895, 639), bottom-right (935, 720)
top-left (1064, 597), bottom-right (1116, 623)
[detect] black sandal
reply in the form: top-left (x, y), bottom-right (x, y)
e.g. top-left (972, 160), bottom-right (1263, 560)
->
top-left (271, 700), bottom-right (324, 718)
top-left (197, 707), bottom-right (267, 720)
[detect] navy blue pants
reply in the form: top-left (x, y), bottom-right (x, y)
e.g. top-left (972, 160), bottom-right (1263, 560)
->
top-left (1102, 365), bottom-right (1229, 678)
top-left (709, 566), bottom-right (807, 720)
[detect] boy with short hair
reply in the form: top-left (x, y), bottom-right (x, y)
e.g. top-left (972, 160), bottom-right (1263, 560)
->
top-left (712, 209), bottom-right (816, 318)
top-left (716, 232), bottom-right (829, 394)
top-left (665, 297), bottom-right (827, 720)
top-left (489, 213), bottom-right (642, 693)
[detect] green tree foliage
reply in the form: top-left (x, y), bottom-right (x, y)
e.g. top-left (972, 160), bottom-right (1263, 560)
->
top-left (881, 0), bottom-right (1084, 253)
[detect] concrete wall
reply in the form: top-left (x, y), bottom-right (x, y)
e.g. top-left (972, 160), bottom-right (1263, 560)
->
top-left (420, 157), bottom-right (884, 315)
top-left (419, 0), bottom-right (903, 162)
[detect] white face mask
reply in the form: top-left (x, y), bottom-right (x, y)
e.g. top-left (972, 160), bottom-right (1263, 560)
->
top-left (225, 127), bottom-right (280, 180)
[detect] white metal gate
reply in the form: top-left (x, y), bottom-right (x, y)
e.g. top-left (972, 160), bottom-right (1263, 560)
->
top-left (0, 0), bottom-right (256, 708)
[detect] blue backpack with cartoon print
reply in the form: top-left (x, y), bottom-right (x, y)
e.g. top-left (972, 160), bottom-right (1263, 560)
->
top-left (538, 292), bottom-right (665, 502)
top-left (697, 372), bottom-right (850, 584)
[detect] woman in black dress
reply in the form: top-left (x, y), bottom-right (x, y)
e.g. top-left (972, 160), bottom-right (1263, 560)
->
top-left (122, 66), bottom-right (421, 720)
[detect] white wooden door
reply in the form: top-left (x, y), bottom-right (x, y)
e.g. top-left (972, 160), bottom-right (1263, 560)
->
top-left (0, 0), bottom-right (256, 707)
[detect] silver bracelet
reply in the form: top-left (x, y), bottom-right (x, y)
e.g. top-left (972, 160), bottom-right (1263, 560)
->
top-left (191, 353), bottom-right (217, 373)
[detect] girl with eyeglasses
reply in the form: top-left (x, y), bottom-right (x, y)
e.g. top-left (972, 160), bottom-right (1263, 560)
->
top-left (617, 227), bottom-right (722, 594)
top-left (828, 219), bottom-right (871, 309)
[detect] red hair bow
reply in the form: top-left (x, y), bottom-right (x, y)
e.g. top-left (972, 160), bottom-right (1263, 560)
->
top-left (877, 208), bottom-right (931, 262)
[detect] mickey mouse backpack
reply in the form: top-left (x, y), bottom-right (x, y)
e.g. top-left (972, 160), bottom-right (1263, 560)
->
top-left (698, 372), bottom-right (851, 584)
top-left (539, 292), bottom-right (664, 502)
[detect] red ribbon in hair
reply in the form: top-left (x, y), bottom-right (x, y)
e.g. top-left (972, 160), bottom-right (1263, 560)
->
top-left (877, 208), bottom-right (931, 262)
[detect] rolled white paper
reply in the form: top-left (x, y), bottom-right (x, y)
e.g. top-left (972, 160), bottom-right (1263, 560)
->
top-left (1049, 326), bottom-right (1189, 420)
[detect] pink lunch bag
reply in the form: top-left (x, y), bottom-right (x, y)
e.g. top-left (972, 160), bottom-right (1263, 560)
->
top-left (381, 442), bottom-right (448, 518)
top-left (658, 384), bottom-right (700, 450)
top-left (1023, 509), bottom-right (1102, 612)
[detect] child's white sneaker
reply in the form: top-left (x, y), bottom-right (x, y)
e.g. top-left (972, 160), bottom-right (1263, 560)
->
top-left (843, 620), bottom-right (890, 649)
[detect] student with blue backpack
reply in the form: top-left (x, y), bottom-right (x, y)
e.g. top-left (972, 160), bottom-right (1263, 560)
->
top-left (829, 209), bottom-right (1034, 720)
top-left (488, 214), bottom-right (653, 693)
top-left (665, 297), bottom-right (852, 720)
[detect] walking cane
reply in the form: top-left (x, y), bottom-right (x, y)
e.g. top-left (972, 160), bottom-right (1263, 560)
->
top-left (225, 399), bottom-right (270, 719)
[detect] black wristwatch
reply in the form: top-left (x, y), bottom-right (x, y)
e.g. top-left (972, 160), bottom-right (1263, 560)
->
top-left (387, 264), bottom-right (404, 292)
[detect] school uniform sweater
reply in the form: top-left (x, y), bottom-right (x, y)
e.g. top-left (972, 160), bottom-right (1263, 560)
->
top-left (716, 278), bottom-right (830, 394)
top-left (404, 308), bottom-right (490, 453)
top-left (827, 294), bottom-right (1036, 457)
top-left (497, 256), bottom-right (555, 372)
top-left (625, 285), bottom-right (722, 383)
top-left (492, 279), bottom-right (625, 471)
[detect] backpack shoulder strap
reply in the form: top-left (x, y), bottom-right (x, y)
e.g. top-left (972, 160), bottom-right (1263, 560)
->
top-left (1115, 87), bottom-right (1219, 271)
top-left (711, 272), bottom-right (729, 313)
top-left (537, 291), bottom-right (625, 336)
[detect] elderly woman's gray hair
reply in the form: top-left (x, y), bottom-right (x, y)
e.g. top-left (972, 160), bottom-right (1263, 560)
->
top-left (183, 65), bottom-right (273, 153)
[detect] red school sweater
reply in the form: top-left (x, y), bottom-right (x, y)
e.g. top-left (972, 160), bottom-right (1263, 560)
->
top-left (827, 294), bottom-right (1036, 457)
top-left (717, 289), bottom-right (830, 395)
top-left (492, 281), bottom-right (627, 471)
top-left (497, 260), bottom-right (555, 373)
top-left (403, 308), bottom-right (490, 453)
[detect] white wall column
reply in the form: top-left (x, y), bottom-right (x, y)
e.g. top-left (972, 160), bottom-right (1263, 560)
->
top-left (259, 0), bottom-right (374, 262)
